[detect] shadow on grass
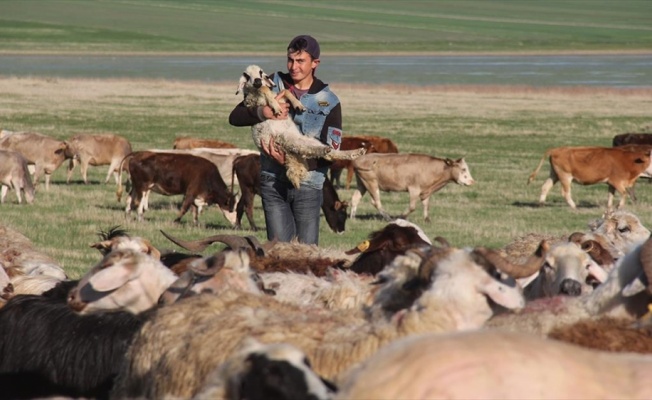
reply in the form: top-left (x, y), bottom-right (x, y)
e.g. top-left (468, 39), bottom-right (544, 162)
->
top-left (512, 200), bottom-right (600, 209)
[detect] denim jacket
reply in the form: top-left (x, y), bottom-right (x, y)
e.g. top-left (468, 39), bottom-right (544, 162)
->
top-left (259, 73), bottom-right (341, 189)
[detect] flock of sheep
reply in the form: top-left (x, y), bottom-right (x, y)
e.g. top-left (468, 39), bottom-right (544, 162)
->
top-left (1, 203), bottom-right (652, 398)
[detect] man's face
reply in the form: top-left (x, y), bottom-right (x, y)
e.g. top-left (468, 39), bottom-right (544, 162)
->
top-left (287, 50), bottom-right (319, 83)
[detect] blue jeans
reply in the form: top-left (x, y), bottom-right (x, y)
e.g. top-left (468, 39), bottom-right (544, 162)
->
top-left (260, 174), bottom-right (323, 244)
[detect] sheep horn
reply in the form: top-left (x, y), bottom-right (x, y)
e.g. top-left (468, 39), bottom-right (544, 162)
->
top-left (244, 235), bottom-right (267, 257)
top-left (433, 236), bottom-right (450, 248)
top-left (638, 235), bottom-right (652, 294)
top-left (473, 240), bottom-right (549, 279)
top-left (160, 230), bottom-right (250, 253)
top-left (188, 253), bottom-right (226, 276)
top-left (568, 232), bottom-right (585, 245)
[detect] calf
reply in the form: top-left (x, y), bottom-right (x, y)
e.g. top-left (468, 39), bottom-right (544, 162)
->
top-left (117, 151), bottom-right (236, 225)
top-left (0, 131), bottom-right (67, 190)
top-left (330, 135), bottom-right (399, 189)
top-left (0, 150), bottom-right (34, 204)
top-left (64, 133), bottom-right (132, 184)
top-left (172, 136), bottom-right (237, 150)
top-left (528, 146), bottom-right (652, 210)
top-left (350, 153), bottom-right (475, 222)
top-left (231, 154), bottom-right (349, 233)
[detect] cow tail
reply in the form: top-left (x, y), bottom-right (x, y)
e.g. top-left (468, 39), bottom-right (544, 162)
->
top-left (527, 149), bottom-right (552, 185)
top-left (116, 153), bottom-right (132, 202)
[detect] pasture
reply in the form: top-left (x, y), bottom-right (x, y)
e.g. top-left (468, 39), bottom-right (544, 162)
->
top-left (1, 76), bottom-right (651, 278)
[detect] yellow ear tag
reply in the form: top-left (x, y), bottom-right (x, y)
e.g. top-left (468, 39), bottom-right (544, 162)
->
top-left (357, 240), bottom-right (370, 252)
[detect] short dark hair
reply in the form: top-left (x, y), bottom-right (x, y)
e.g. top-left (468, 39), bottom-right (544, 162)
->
top-left (287, 35), bottom-right (320, 60)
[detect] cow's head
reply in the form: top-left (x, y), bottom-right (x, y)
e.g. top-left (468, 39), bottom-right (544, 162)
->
top-left (324, 200), bottom-right (348, 234)
top-left (447, 158), bottom-right (476, 186)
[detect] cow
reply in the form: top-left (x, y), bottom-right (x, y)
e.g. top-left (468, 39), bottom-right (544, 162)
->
top-left (527, 146), bottom-right (652, 210)
top-left (0, 131), bottom-right (67, 190)
top-left (148, 148), bottom-right (259, 188)
top-left (231, 153), bottom-right (349, 233)
top-left (330, 135), bottom-right (399, 189)
top-left (350, 153), bottom-right (475, 222)
top-left (0, 150), bottom-right (35, 204)
top-left (116, 151), bottom-right (236, 225)
top-left (63, 133), bottom-right (132, 184)
top-left (612, 132), bottom-right (652, 147)
top-left (172, 136), bottom-right (237, 150)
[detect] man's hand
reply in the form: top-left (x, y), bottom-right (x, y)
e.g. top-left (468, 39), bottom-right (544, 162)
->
top-left (261, 136), bottom-right (286, 165)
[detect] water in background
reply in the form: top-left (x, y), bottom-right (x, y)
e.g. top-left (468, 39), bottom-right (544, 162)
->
top-left (1, 54), bottom-right (650, 88)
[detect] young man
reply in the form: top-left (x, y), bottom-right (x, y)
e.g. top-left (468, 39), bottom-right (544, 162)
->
top-left (229, 35), bottom-right (342, 245)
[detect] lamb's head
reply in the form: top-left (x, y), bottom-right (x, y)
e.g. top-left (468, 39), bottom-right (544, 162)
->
top-left (236, 64), bottom-right (276, 95)
top-left (588, 210), bottom-right (650, 255)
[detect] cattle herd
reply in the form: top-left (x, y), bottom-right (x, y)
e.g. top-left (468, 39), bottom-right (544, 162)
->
top-left (2, 128), bottom-right (652, 399)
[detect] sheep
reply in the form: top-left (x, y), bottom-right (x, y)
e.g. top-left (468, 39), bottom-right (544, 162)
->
top-left (236, 65), bottom-right (365, 188)
top-left (486, 234), bottom-right (652, 336)
top-left (522, 241), bottom-right (608, 300)
top-left (194, 338), bottom-right (337, 400)
top-left (548, 316), bottom-right (652, 353)
top-left (335, 330), bottom-right (652, 400)
top-left (110, 242), bottom-right (545, 398)
top-left (0, 280), bottom-right (148, 399)
top-left (0, 224), bottom-right (67, 280)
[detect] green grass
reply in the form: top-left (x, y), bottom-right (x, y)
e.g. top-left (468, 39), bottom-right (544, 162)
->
top-left (1, 77), bottom-right (651, 279)
top-left (0, 0), bottom-right (651, 53)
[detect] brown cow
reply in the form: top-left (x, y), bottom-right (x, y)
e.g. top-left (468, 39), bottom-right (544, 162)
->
top-left (231, 153), bottom-right (349, 233)
top-left (172, 136), bottom-right (237, 150)
top-left (0, 150), bottom-right (34, 204)
top-left (528, 146), bottom-right (652, 210)
top-left (330, 135), bottom-right (399, 189)
top-left (64, 133), bottom-right (132, 184)
top-left (350, 153), bottom-right (475, 222)
top-left (0, 131), bottom-right (67, 190)
top-left (117, 151), bottom-right (236, 225)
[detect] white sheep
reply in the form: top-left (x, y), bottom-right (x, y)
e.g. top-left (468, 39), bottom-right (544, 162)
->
top-left (336, 330), bottom-right (652, 399)
top-left (236, 65), bottom-right (365, 188)
top-left (110, 243), bottom-right (544, 398)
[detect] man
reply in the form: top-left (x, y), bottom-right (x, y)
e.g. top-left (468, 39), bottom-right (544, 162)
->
top-left (229, 35), bottom-right (342, 244)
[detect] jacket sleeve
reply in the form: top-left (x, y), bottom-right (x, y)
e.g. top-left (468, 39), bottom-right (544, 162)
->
top-left (228, 101), bottom-right (263, 127)
top-left (315, 102), bottom-right (342, 169)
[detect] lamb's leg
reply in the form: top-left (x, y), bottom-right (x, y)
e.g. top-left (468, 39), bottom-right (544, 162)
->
top-left (285, 154), bottom-right (310, 189)
top-left (323, 147), bottom-right (367, 161)
top-left (279, 89), bottom-right (306, 112)
top-left (260, 86), bottom-right (283, 115)
top-left (276, 133), bottom-right (332, 158)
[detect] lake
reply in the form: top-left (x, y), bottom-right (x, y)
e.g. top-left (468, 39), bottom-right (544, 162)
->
top-left (0, 54), bottom-right (650, 88)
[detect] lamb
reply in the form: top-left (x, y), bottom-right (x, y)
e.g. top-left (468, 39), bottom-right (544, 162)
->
top-left (194, 338), bottom-right (336, 400)
top-left (335, 330), bottom-right (652, 400)
top-left (236, 64), bottom-right (365, 188)
top-left (110, 242), bottom-right (545, 398)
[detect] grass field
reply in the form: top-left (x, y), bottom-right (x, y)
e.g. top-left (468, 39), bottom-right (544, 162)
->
top-left (1, 76), bottom-right (651, 278)
top-left (1, 0), bottom-right (651, 54)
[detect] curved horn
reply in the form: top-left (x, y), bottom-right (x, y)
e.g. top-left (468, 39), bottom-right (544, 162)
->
top-left (433, 236), bottom-right (450, 248)
top-left (188, 253), bottom-right (227, 276)
top-left (568, 232), bottom-right (586, 245)
top-left (160, 230), bottom-right (250, 253)
top-left (638, 235), bottom-right (652, 293)
top-left (473, 240), bottom-right (549, 279)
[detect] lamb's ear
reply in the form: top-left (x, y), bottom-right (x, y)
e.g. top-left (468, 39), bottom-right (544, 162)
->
top-left (236, 73), bottom-right (249, 95)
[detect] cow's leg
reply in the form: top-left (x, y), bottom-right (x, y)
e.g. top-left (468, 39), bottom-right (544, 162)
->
top-left (538, 176), bottom-right (557, 205)
top-left (422, 195), bottom-right (431, 223)
top-left (368, 186), bottom-right (391, 221)
top-left (400, 186), bottom-right (420, 220)
top-left (174, 196), bottom-right (194, 223)
top-left (11, 178), bottom-right (22, 204)
top-left (559, 176), bottom-right (576, 209)
top-left (66, 158), bottom-right (77, 184)
top-left (1, 185), bottom-right (7, 204)
top-left (80, 160), bottom-right (90, 184)
top-left (106, 161), bottom-right (119, 184)
top-left (350, 188), bottom-right (366, 219)
top-left (44, 173), bottom-right (51, 191)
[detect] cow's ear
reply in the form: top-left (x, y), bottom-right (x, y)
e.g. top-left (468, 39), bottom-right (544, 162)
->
top-left (444, 158), bottom-right (454, 166)
top-left (334, 201), bottom-right (342, 210)
top-left (90, 240), bottom-right (112, 252)
top-left (456, 157), bottom-right (464, 163)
